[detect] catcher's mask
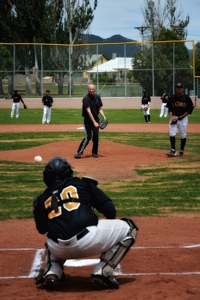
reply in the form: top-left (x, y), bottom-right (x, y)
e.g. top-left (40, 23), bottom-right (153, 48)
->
top-left (43, 156), bottom-right (73, 187)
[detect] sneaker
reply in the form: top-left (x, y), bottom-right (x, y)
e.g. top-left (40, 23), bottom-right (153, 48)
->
top-left (167, 149), bottom-right (176, 157)
top-left (74, 152), bottom-right (81, 158)
top-left (179, 150), bottom-right (184, 157)
top-left (91, 274), bottom-right (119, 289)
top-left (92, 153), bottom-right (98, 158)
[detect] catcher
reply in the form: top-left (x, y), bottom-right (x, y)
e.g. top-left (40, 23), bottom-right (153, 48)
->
top-left (141, 89), bottom-right (151, 123)
top-left (33, 156), bottom-right (138, 290)
top-left (4, 90), bottom-right (27, 118)
top-left (74, 84), bottom-right (107, 159)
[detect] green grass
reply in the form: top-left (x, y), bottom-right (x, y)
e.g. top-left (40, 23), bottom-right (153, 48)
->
top-left (0, 108), bottom-right (200, 124)
top-left (0, 130), bottom-right (200, 220)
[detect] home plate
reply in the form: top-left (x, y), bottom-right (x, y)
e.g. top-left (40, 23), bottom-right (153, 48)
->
top-left (65, 259), bottom-right (100, 267)
top-left (77, 127), bottom-right (84, 130)
top-left (64, 259), bottom-right (122, 274)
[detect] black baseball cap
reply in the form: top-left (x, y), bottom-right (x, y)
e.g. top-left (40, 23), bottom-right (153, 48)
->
top-left (175, 83), bottom-right (184, 88)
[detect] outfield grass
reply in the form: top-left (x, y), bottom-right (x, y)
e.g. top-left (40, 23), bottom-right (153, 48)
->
top-left (0, 108), bottom-right (199, 220)
top-left (0, 108), bottom-right (199, 124)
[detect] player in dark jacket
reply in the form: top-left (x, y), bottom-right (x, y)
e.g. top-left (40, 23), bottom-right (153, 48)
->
top-left (166, 83), bottom-right (194, 157)
top-left (33, 156), bottom-right (138, 289)
top-left (74, 84), bottom-right (107, 158)
top-left (42, 90), bottom-right (53, 124)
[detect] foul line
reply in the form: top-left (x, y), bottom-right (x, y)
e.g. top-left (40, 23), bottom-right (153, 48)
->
top-left (0, 244), bottom-right (200, 279)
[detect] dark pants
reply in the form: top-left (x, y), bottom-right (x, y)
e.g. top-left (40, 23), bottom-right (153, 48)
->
top-left (77, 121), bottom-right (99, 155)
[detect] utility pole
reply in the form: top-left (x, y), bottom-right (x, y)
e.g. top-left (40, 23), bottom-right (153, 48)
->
top-left (134, 26), bottom-right (150, 42)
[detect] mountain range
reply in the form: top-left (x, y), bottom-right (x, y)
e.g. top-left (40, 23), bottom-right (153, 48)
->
top-left (85, 34), bottom-right (141, 58)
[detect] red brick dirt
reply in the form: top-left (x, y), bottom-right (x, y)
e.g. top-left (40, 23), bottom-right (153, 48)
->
top-left (0, 123), bottom-right (200, 300)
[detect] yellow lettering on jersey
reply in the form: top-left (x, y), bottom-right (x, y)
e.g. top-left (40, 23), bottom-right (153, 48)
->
top-left (61, 186), bottom-right (80, 211)
top-left (44, 196), bottom-right (62, 219)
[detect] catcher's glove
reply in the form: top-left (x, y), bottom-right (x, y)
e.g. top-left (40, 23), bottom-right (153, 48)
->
top-left (143, 106), bottom-right (148, 111)
top-left (99, 119), bottom-right (108, 130)
top-left (23, 104), bottom-right (27, 109)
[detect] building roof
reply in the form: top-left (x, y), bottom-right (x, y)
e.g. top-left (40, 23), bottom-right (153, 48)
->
top-left (87, 57), bottom-right (133, 74)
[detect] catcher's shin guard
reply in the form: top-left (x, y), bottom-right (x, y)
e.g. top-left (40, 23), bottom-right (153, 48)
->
top-left (102, 218), bottom-right (138, 277)
top-left (35, 243), bottom-right (64, 285)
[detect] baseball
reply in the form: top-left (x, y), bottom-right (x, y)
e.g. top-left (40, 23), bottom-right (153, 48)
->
top-left (34, 156), bottom-right (42, 163)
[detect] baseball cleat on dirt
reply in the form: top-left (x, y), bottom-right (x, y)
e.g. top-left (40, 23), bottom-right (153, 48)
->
top-left (179, 150), bottom-right (184, 156)
top-left (167, 149), bottom-right (176, 157)
top-left (74, 152), bottom-right (81, 158)
top-left (91, 274), bottom-right (119, 289)
top-left (37, 272), bottom-right (66, 289)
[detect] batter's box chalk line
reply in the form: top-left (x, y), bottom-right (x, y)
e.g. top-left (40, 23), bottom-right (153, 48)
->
top-left (0, 244), bottom-right (200, 279)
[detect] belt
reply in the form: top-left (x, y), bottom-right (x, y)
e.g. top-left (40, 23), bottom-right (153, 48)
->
top-left (49, 228), bottom-right (89, 244)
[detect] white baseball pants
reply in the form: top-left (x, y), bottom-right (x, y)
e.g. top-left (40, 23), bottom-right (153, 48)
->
top-left (46, 219), bottom-right (130, 279)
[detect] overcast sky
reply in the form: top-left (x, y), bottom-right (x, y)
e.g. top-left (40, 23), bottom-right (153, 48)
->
top-left (90, 0), bottom-right (200, 45)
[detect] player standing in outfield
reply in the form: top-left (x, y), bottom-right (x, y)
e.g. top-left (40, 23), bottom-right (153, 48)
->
top-left (74, 84), bottom-right (107, 158)
top-left (141, 89), bottom-right (151, 123)
top-left (159, 90), bottom-right (169, 117)
top-left (33, 156), bottom-right (138, 289)
top-left (42, 90), bottom-right (53, 124)
top-left (4, 90), bottom-right (26, 118)
top-left (166, 83), bottom-right (194, 157)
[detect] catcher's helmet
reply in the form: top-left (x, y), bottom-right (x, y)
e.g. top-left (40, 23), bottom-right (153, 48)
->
top-left (43, 156), bottom-right (73, 187)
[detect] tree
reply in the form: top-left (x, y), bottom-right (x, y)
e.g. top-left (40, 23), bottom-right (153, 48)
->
top-left (141, 0), bottom-right (189, 41)
top-left (0, 45), bottom-right (13, 94)
top-left (133, 28), bottom-right (191, 95)
top-left (195, 42), bottom-right (200, 77)
top-left (63, 0), bottom-right (98, 95)
top-left (0, 0), bottom-right (47, 94)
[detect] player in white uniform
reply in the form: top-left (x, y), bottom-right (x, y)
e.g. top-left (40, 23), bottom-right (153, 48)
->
top-left (141, 89), bottom-right (151, 123)
top-left (159, 90), bottom-right (169, 117)
top-left (166, 83), bottom-right (194, 157)
top-left (33, 156), bottom-right (138, 289)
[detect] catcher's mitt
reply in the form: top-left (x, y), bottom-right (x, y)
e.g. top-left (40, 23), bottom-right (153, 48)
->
top-left (99, 119), bottom-right (108, 130)
top-left (143, 106), bottom-right (148, 111)
top-left (23, 104), bottom-right (27, 109)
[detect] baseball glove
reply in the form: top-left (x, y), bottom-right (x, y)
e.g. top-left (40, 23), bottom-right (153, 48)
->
top-left (99, 119), bottom-right (108, 130)
top-left (143, 106), bottom-right (148, 111)
top-left (170, 119), bottom-right (177, 125)
top-left (23, 104), bottom-right (27, 109)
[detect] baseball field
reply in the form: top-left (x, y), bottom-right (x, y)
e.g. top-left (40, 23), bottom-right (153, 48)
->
top-left (0, 98), bottom-right (200, 299)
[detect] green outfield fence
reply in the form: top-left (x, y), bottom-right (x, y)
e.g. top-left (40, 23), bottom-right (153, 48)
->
top-left (0, 40), bottom-right (199, 98)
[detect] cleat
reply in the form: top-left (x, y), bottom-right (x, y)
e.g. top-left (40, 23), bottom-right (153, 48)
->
top-left (41, 274), bottom-right (58, 289)
top-left (179, 150), bottom-right (184, 157)
top-left (92, 153), bottom-right (98, 158)
top-left (167, 149), bottom-right (176, 157)
top-left (91, 274), bottom-right (119, 289)
top-left (39, 273), bottom-right (65, 289)
top-left (74, 152), bottom-right (81, 158)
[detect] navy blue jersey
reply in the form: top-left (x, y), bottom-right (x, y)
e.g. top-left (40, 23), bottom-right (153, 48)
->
top-left (82, 93), bottom-right (103, 122)
top-left (33, 177), bottom-right (116, 240)
top-left (166, 94), bottom-right (194, 116)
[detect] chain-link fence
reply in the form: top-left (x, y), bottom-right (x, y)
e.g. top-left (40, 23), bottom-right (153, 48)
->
top-left (0, 40), bottom-right (198, 97)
